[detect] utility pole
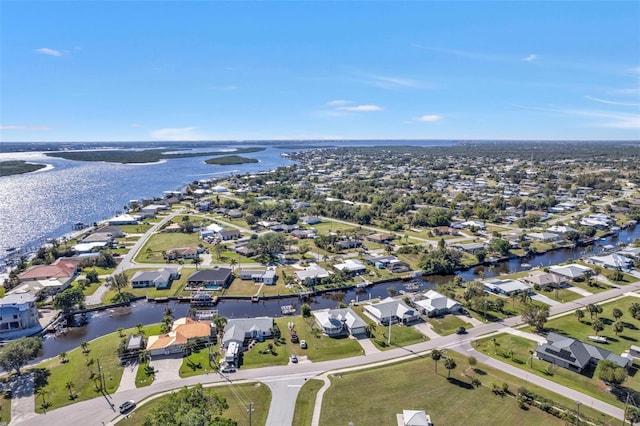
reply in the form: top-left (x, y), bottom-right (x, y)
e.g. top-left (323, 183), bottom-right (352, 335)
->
top-left (576, 401), bottom-right (580, 426)
top-left (248, 401), bottom-right (254, 426)
top-left (387, 318), bottom-right (392, 346)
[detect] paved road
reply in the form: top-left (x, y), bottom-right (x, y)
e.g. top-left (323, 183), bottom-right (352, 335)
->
top-left (16, 280), bottom-right (640, 426)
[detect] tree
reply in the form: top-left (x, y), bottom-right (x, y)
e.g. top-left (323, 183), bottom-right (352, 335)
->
top-left (613, 322), bottom-right (624, 336)
top-left (58, 351), bottom-right (68, 364)
top-left (596, 359), bottom-right (627, 387)
top-left (229, 258), bottom-right (238, 274)
top-left (53, 286), bottom-right (85, 312)
top-left (365, 322), bottom-right (377, 337)
top-left (65, 380), bottom-right (75, 399)
top-left (0, 337), bottom-right (42, 375)
top-left (136, 323), bottom-right (145, 334)
top-left (301, 303), bottom-right (311, 318)
top-left (468, 356), bottom-right (477, 370)
top-left (574, 309), bottom-right (585, 322)
top-left (431, 349), bottom-right (442, 374)
top-left (107, 272), bottom-right (128, 298)
top-left (592, 319), bottom-right (605, 336)
top-left (143, 383), bottom-right (232, 425)
top-left (522, 304), bottom-right (549, 333)
top-left (86, 270), bottom-right (99, 283)
top-left (518, 290), bottom-right (532, 306)
top-left (630, 302), bottom-right (640, 320)
top-left (117, 327), bottom-right (125, 338)
top-left (625, 406), bottom-right (640, 425)
top-left (80, 341), bottom-right (90, 354)
top-left (612, 308), bottom-right (623, 322)
top-left (444, 357), bottom-right (457, 378)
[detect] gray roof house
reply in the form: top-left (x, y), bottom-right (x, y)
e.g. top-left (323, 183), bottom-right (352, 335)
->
top-left (222, 317), bottom-right (274, 348)
top-left (312, 308), bottom-right (367, 336)
top-left (535, 332), bottom-right (632, 373)
top-left (131, 268), bottom-right (179, 289)
top-left (364, 297), bottom-right (419, 325)
top-left (186, 268), bottom-right (233, 289)
top-left (414, 290), bottom-right (461, 317)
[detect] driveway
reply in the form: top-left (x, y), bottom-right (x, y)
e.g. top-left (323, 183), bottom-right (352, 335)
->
top-left (354, 335), bottom-right (380, 355)
top-left (413, 322), bottom-right (441, 340)
top-left (149, 355), bottom-right (183, 383)
top-left (9, 373), bottom-right (36, 426)
top-left (530, 292), bottom-right (560, 306)
top-left (117, 361), bottom-right (140, 393)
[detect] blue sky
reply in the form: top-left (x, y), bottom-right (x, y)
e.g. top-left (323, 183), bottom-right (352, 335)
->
top-left (1, 1), bottom-right (639, 142)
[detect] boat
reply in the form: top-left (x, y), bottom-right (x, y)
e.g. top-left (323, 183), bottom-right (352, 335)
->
top-left (520, 263), bottom-right (532, 270)
top-left (5, 247), bottom-right (17, 252)
top-left (403, 281), bottom-right (421, 291)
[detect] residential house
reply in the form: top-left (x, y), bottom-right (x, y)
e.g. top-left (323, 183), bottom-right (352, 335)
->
top-left (401, 410), bottom-right (433, 426)
top-left (162, 223), bottom-right (183, 233)
top-left (587, 254), bottom-right (633, 271)
top-left (186, 268), bottom-right (233, 289)
top-left (413, 290), bottom-right (461, 317)
top-left (295, 264), bottom-right (330, 286)
top-left (146, 317), bottom-right (214, 357)
top-left (232, 244), bottom-right (256, 257)
top-left (312, 308), bottom-right (367, 336)
top-left (166, 247), bottom-right (199, 260)
top-left (365, 233), bottom-right (395, 244)
top-left (337, 239), bottom-right (362, 250)
top-left (300, 215), bottom-right (321, 225)
top-left (82, 232), bottom-right (115, 244)
top-left (93, 225), bottom-right (125, 238)
top-left (536, 332), bottom-right (632, 373)
top-left (483, 278), bottom-right (530, 296)
top-left (238, 268), bottom-right (277, 285)
top-left (456, 242), bottom-right (485, 254)
top-left (522, 270), bottom-right (567, 289)
top-left (0, 292), bottom-right (40, 336)
top-left (131, 268), bottom-right (179, 289)
top-left (222, 317), bottom-right (274, 348)
top-left (217, 229), bottom-right (242, 241)
top-left (364, 297), bottom-right (419, 325)
top-left (227, 209), bottom-right (244, 219)
top-left (197, 200), bottom-right (211, 212)
top-left (549, 264), bottom-right (593, 280)
top-left (16, 258), bottom-right (79, 296)
top-left (291, 229), bottom-right (316, 239)
top-left (527, 232), bottom-right (562, 243)
top-left (333, 259), bottom-right (366, 275)
top-left (107, 214), bottom-right (140, 225)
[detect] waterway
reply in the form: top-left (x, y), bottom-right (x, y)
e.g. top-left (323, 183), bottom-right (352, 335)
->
top-left (37, 223), bottom-right (640, 361)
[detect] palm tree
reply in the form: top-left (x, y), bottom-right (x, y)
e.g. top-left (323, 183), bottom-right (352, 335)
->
top-left (586, 304), bottom-right (597, 319)
top-left (229, 258), bottom-right (238, 274)
top-left (136, 323), bottom-right (145, 334)
top-left (614, 322), bottom-right (624, 336)
top-left (518, 290), bottom-right (531, 306)
top-left (365, 323), bottom-right (377, 338)
top-left (80, 341), bottom-right (89, 354)
top-left (612, 308), bottom-right (623, 322)
top-left (592, 319), bottom-right (604, 336)
top-left (431, 349), bottom-right (442, 374)
top-left (138, 349), bottom-right (150, 365)
top-left (574, 309), bottom-right (585, 322)
top-left (58, 351), bottom-right (68, 364)
top-left (444, 357), bottom-right (457, 378)
top-left (117, 327), bottom-right (125, 338)
top-left (65, 380), bottom-right (75, 399)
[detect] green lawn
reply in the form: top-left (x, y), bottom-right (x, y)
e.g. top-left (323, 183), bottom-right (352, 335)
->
top-left (135, 361), bottom-right (155, 388)
top-left (135, 232), bottom-right (202, 263)
top-left (101, 270), bottom-right (192, 303)
top-left (241, 340), bottom-right (289, 368)
top-left (292, 379), bottom-right (323, 426)
top-left (474, 333), bottom-right (640, 410)
top-left (0, 390), bottom-right (11, 425)
top-left (32, 324), bottom-right (161, 413)
top-left (542, 296), bottom-right (640, 355)
top-left (534, 287), bottom-right (582, 303)
top-left (179, 345), bottom-right (220, 378)
top-left (318, 353), bottom-right (583, 426)
top-left (351, 305), bottom-right (427, 350)
top-left (427, 315), bottom-right (472, 336)
top-left (117, 382), bottom-right (271, 426)
top-left (275, 316), bottom-right (363, 362)
top-left (118, 224), bottom-right (153, 234)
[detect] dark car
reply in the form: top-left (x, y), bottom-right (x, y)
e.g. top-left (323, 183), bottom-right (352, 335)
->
top-left (119, 400), bottom-right (136, 414)
top-left (456, 326), bottom-right (467, 335)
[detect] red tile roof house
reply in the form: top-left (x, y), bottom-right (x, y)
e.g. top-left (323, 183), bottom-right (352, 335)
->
top-left (146, 317), bottom-right (214, 357)
top-left (17, 258), bottom-right (79, 296)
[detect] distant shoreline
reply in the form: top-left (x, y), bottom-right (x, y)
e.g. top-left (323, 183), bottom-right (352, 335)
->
top-left (0, 160), bottom-right (48, 177)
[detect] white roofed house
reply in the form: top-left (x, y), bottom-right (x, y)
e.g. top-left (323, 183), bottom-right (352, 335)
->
top-left (526, 232), bottom-right (563, 243)
top-left (587, 253), bottom-right (633, 271)
top-left (414, 290), bottom-right (461, 317)
top-left (312, 307), bottom-right (367, 336)
top-left (483, 278), bottom-right (530, 296)
top-left (549, 264), bottom-right (593, 280)
top-left (238, 268), bottom-right (277, 285)
top-left (333, 259), bottom-right (367, 276)
top-left (364, 297), bottom-right (419, 325)
top-left (295, 264), bottom-right (330, 286)
top-left (522, 270), bottom-right (567, 289)
top-left (401, 410), bottom-right (433, 426)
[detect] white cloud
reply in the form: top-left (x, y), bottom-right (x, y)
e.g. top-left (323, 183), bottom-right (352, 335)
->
top-left (585, 96), bottom-right (640, 107)
top-left (150, 127), bottom-right (204, 141)
top-left (326, 100), bottom-right (352, 107)
top-left (34, 48), bottom-right (63, 57)
top-left (335, 104), bottom-right (382, 112)
top-left (523, 54), bottom-right (538, 62)
top-left (0, 124), bottom-right (54, 131)
top-left (416, 114), bottom-right (443, 122)
top-left (208, 85), bottom-right (238, 91)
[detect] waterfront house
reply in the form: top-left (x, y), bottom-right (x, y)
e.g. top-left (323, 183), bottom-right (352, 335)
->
top-left (587, 253), bottom-right (633, 271)
top-left (107, 214), bottom-right (140, 226)
top-left (483, 278), bottom-right (530, 296)
top-left (522, 270), bottom-right (566, 289)
top-left (222, 317), bottom-right (274, 348)
top-left (312, 307), bottom-right (367, 336)
top-left (364, 297), bottom-right (419, 325)
top-left (238, 268), bottom-right (277, 285)
top-left (535, 332), bottom-right (632, 373)
top-left (186, 268), bottom-right (233, 289)
top-left (413, 290), bottom-right (461, 317)
top-left (146, 317), bottom-right (213, 357)
top-left (526, 232), bottom-right (562, 243)
top-left (333, 259), bottom-right (367, 275)
top-left (93, 225), bottom-right (125, 238)
top-left (295, 264), bottom-right (330, 286)
top-left (0, 292), bottom-right (40, 337)
top-left (549, 264), bottom-right (593, 280)
top-left (455, 242), bottom-right (486, 255)
top-left (131, 268), bottom-right (179, 289)
top-left (16, 258), bottom-right (78, 296)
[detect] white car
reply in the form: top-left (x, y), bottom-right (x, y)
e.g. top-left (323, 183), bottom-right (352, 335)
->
top-left (119, 400), bottom-right (136, 414)
top-left (300, 340), bottom-right (307, 349)
top-left (221, 365), bottom-right (236, 373)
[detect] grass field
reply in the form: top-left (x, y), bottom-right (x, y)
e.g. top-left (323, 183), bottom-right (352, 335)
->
top-left (0, 391), bottom-right (10, 425)
top-left (292, 379), bottom-right (323, 426)
top-left (427, 315), bottom-right (472, 336)
top-left (318, 353), bottom-right (587, 426)
top-left (474, 333), bottom-right (640, 410)
top-left (179, 345), bottom-right (220, 378)
top-left (350, 305), bottom-right (427, 350)
top-left (32, 323), bottom-right (162, 413)
top-left (117, 382), bottom-right (271, 426)
top-left (135, 232), bottom-right (202, 263)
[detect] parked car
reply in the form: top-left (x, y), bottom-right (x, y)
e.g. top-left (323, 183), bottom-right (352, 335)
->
top-left (221, 365), bottom-right (236, 373)
top-left (456, 326), bottom-right (467, 335)
top-left (300, 340), bottom-right (307, 349)
top-left (290, 354), bottom-right (298, 363)
top-left (119, 400), bottom-right (136, 414)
